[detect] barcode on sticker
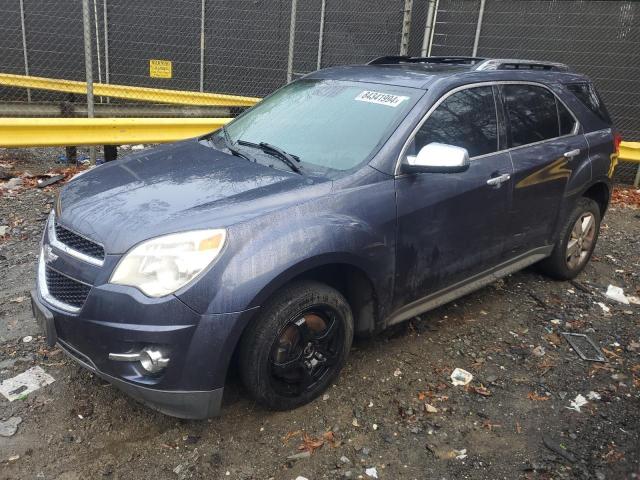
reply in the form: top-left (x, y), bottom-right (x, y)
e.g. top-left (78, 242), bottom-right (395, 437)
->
top-left (355, 90), bottom-right (409, 107)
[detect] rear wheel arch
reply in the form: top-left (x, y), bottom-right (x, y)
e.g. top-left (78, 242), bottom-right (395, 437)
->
top-left (581, 181), bottom-right (610, 217)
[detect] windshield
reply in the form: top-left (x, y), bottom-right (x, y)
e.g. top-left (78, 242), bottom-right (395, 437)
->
top-left (222, 79), bottom-right (421, 173)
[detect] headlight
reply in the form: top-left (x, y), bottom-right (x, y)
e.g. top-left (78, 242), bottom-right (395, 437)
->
top-left (110, 229), bottom-right (226, 297)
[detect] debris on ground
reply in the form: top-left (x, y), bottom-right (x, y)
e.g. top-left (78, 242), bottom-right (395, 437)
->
top-left (566, 394), bottom-right (589, 412)
top-left (0, 365), bottom-right (55, 401)
top-left (562, 332), bottom-right (607, 362)
top-left (365, 467), bottom-right (378, 478)
top-left (450, 368), bottom-right (473, 386)
top-left (0, 416), bottom-right (22, 437)
top-left (36, 174), bottom-right (65, 188)
top-left (542, 434), bottom-right (577, 463)
top-left (611, 187), bottom-right (640, 208)
top-left (606, 284), bottom-right (630, 304)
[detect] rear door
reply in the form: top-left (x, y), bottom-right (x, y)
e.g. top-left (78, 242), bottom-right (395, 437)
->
top-left (393, 85), bottom-right (513, 310)
top-left (501, 83), bottom-right (588, 257)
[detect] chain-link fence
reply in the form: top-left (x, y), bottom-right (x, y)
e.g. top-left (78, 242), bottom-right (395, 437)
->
top-left (0, 0), bottom-right (638, 180)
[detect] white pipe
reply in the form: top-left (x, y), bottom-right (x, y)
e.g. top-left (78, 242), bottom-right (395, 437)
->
top-left (427, 0), bottom-right (440, 56)
top-left (472, 0), bottom-right (486, 57)
top-left (316, 0), bottom-right (326, 70)
top-left (19, 0), bottom-right (31, 102)
top-left (421, 0), bottom-right (436, 57)
top-left (287, 0), bottom-right (297, 83)
top-left (200, 0), bottom-right (206, 92)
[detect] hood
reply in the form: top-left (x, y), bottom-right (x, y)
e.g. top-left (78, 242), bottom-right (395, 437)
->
top-left (57, 140), bottom-right (331, 253)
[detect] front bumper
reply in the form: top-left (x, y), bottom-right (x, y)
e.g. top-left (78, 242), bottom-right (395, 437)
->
top-left (57, 335), bottom-right (223, 419)
top-left (31, 285), bottom-right (257, 419)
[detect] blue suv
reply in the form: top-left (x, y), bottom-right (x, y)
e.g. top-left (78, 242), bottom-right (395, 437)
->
top-left (31, 56), bottom-right (618, 418)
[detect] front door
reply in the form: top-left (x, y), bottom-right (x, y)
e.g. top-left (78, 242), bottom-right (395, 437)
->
top-left (393, 85), bottom-right (513, 311)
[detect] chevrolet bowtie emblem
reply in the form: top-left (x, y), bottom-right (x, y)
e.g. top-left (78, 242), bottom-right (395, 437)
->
top-left (44, 245), bottom-right (58, 264)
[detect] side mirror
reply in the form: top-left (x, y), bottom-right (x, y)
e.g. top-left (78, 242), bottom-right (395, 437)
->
top-left (401, 142), bottom-right (470, 174)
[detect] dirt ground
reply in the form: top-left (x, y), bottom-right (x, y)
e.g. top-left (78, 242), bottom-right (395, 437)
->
top-left (1, 148), bottom-right (639, 480)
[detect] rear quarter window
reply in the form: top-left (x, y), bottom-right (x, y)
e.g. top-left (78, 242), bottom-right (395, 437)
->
top-left (566, 82), bottom-right (612, 125)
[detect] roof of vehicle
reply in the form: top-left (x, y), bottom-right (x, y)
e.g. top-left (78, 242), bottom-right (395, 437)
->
top-left (307, 56), bottom-right (589, 89)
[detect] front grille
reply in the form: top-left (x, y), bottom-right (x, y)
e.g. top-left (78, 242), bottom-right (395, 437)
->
top-left (45, 266), bottom-right (91, 309)
top-left (54, 223), bottom-right (105, 261)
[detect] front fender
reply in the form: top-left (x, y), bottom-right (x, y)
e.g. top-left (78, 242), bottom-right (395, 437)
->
top-left (176, 171), bottom-right (397, 316)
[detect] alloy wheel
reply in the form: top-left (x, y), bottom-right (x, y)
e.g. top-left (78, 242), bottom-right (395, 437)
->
top-left (566, 212), bottom-right (596, 270)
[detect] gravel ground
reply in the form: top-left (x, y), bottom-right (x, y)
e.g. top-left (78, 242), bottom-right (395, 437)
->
top-left (1, 148), bottom-right (639, 480)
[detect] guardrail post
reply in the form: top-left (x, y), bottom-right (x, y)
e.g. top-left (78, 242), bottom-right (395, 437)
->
top-left (82, 0), bottom-right (96, 164)
top-left (61, 97), bottom-right (77, 164)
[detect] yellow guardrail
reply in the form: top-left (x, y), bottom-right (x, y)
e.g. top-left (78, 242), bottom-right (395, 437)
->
top-left (0, 117), bottom-right (230, 147)
top-left (619, 141), bottom-right (640, 163)
top-left (0, 73), bottom-right (261, 107)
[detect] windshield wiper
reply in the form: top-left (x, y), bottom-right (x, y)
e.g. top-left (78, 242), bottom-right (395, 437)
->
top-left (237, 140), bottom-right (303, 174)
top-left (220, 126), bottom-right (254, 163)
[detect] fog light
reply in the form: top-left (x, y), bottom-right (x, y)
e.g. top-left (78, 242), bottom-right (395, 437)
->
top-left (139, 347), bottom-right (170, 373)
top-left (108, 347), bottom-right (170, 374)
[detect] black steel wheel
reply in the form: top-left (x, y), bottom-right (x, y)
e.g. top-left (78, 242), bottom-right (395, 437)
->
top-left (239, 281), bottom-right (353, 411)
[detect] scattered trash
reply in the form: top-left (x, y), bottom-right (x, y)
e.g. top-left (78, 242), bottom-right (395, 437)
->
top-left (365, 467), bottom-right (378, 478)
top-left (372, 423), bottom-right (378, 430)
top-left (0, 225), bottom-right (9, 237)
top-left (532, 345), bottom-right (546, 357)
top-left (340, 456), bottom-right (351, 464)
top-left (294, 477), bottom-right (309, 480)
top-left (566, 394), bottom-right (588, 412)
top-left (550, 319), bottom-right (562, 325)
top-left (542, 434), bottom-right (576, 463)
top-left (352, 418), bottom-right (360, 427)
top-left (562, 332), bottom-right (606, 362)
top-left (0, 366), bottom-right (55, 402)
top-left (287, 451), bottom-right (311, 461)
top-left (22, 335), bottom-right (33, 343)
top-left (393, 368), bottom-right (402, 377)
top-left (450, 368), bottom-right (473, 386)
top-left (8, 454), bottom-right (20, 462)
top-left (36, 174), bottom-right (65, 188)
top-left (587, 391), bottom-right (601, 401)
top-left (628, 296), bottom-right (640, 306)
top-left (605, 284), bottom-right (630, 305)
top-left (454, 449), bottom-right (468, 460)
top-left (0, 177), bottom-right (22, 190)
top-left (131, 144), bottom-right (145, 150)
top-left (424, 403), bottom-right (438, 413)
top-left (596, 302), bottom-right (611, 313)
top-left (0, 416), bottom-right (22, 437)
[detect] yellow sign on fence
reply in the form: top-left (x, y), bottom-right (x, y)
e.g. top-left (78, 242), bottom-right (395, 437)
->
top-left (149, 59), bottom-right (172, 79)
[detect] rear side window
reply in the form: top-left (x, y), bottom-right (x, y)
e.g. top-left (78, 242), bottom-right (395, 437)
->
top-left (414, 86), bottom-right (498, 158)
top-left (503, 84), bottom-right (559, 147)
top-left (558, 101), bottom-right (577, 136)
top-left (566, 82), bottom-right (612, 124)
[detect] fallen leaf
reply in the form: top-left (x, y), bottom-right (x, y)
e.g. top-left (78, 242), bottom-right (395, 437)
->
top-left (282, 430), bottom-right (301, 444)
top-left (469, 384), bottom-right (491, 397)
top-left (528, 392), bottom-right (549, 401)
top-left (298, 432), bottom-right (324, 453)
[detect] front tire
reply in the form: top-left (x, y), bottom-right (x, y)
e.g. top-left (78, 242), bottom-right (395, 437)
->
top-left (238, 280), bottom-right (354, 411)
top-left (538, 197), bottom-right (601, 280)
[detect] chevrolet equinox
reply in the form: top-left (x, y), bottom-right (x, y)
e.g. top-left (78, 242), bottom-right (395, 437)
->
top-left (32, 56), bottom-right (618, 418)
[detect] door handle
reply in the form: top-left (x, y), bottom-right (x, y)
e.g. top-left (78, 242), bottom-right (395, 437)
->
top-left (564, 149), bottom-right (581, 158)
top-left (486, 173), bottom-right (511, 187)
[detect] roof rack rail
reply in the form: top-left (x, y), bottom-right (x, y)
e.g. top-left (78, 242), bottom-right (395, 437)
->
top-left (474, 59), bottom-right (570, 72)
top-left (367, 55), bottom-right (485, 66)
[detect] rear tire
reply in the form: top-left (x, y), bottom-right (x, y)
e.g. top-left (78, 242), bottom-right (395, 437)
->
top-left (538, 197), bottom-right (601, 280)
top-left (238, 280), bottom-right (353, 411)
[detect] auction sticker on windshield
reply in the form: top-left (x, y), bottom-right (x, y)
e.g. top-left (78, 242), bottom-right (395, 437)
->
top-left (355, 90), bottom-right (409, 107)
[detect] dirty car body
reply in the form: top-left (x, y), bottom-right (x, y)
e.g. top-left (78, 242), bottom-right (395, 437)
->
top-left (32, 56), bottom-right (617, 418)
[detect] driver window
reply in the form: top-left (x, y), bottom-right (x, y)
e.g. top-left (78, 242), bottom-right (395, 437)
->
top-left (413, 86), bottom-right (498, 158)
